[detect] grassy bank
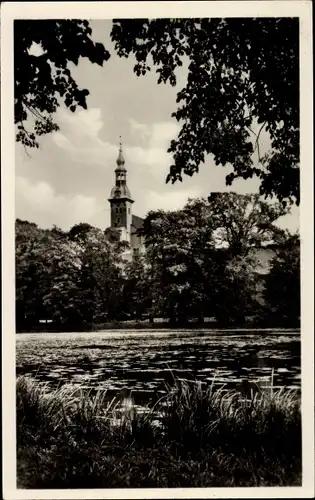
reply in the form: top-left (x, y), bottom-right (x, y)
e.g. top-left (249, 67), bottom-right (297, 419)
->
top-left (17, 376), bottom-right (301, 488)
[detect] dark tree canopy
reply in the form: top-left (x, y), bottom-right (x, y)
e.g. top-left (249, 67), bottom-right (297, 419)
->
top-left (14, 20), bottom-right (110, 148)
top-left (264, 234), bottom-right (300, 324)
top-left (14, 18), bottom-right (299, 204)
top-left (16, 206), bottom-right (300, 329)
top-left (206, 192), bottom-right (288, 254)
top-left (138, 194), bottom-right (288, 324)
top-left (111, 18), bottom-right (299, 204)
top-left (15, 220), bottom-right (128, 328)
top-left (68, 222), bottom-right (96, 243)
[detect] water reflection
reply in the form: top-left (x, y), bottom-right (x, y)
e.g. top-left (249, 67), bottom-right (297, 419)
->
top-left (16, 329), bottom-right (300, 407)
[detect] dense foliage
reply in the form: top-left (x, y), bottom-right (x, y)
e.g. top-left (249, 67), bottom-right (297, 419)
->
top-left (139, 195), bottom-right (291, 325)
top-left (15, 194), bottom-right (300, 330)
top-left (14, 20), bottom-right (110, 148)
top-left (264, 234), bottom-right (300, 325)
top-left (16, 219), bottom-right (127, 329)
top-left (15, 19), bottom-right (299, 204)
top-left (111, 18), bottom-right (299, 204)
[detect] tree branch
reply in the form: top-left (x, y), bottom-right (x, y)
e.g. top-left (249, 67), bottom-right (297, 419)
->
top-left (254, 121), bottom-right (267, 162)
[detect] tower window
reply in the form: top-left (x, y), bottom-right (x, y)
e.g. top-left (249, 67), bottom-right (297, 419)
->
top-left (128, 208), bottom-right (130, 214)
top-left (116, 208), bottom-right (118, 213)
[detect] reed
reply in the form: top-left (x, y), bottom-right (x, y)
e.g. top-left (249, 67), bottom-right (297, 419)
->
top-left (16, 375), bottom-right (301, 488)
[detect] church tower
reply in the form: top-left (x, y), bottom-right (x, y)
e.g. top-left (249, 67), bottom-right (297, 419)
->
top-left (108, 139), bottom-right (134, 243)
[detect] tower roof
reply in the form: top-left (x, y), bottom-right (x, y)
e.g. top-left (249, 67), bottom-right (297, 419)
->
top-left (109, 139), bottom-right (134, 202)
top-left (115, 138), bottom-right (126, 171)
top-left (109, 184), bottom-right (133, 199)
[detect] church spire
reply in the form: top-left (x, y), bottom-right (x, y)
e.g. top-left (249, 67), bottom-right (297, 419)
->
top-left (109, 136), bottom-right (133, 202)
top-left (116, 136), bottom-right (125, 168)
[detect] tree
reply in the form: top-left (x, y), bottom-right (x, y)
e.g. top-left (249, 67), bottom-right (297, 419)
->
top-left (140, 206), bottom-right (216, 323)
top-left (209, 250), bottom-right (260, 325)
top-left (111, 18), bottom-right (299, 204)
top-left (16, 220), bottom-right (48, 328)
top-left (140, 194), bottom-right (288, 324)
top-left (73, 227), bottom-right (125, 322)
top-left (263, 234), bottom-right (300, 325)
top-left (205, 192), bottom-right (288, 255)
top-left (14, 20), bottom-right (110, 148)
top-left (68, 222), bottom-right (96, 243)
top-left (40, 237), bottom-right (83, 325)
top-left (15, 219), bottom-right (83, 328)
top-left (104, 227), bottom-right (122, 244)
top-left (122, 253), bottom-right (152, 320)
top-left (68, 225), bottom-right (131, 322)
top-left (16, 220), bottom-right (128, 329)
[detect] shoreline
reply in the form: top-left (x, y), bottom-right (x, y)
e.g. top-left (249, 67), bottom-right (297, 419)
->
top-left (16, 329), bottom-right (300, 335)
top-left (16, 328), bottom-right (300, 335)
top-left (16, 322), bottom-right (301, 335)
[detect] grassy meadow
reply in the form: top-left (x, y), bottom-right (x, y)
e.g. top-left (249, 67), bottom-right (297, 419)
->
top-left (17, 375), bottom-right (301, 488)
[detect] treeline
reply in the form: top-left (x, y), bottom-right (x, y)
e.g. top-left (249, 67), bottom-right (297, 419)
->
top-left (16, 193), bottom-right (300, 331)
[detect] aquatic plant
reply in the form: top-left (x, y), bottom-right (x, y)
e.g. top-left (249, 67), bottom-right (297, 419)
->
top-left (16, 375), bottom-right (301, 488)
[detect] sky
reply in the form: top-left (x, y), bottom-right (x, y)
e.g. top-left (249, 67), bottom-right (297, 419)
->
top-left (15, 20), bottom-right (299, 233)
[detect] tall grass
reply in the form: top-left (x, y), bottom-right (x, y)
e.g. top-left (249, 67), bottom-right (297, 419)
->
top-left (16, 376), bottom-right (301, 488)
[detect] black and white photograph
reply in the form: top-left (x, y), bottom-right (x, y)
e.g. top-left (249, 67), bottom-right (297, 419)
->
top-left (1, 1), bottom-right (314, 498)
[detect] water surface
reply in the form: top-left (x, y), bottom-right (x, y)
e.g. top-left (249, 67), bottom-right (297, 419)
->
top-left (16, 329), bottom-right (300, 406)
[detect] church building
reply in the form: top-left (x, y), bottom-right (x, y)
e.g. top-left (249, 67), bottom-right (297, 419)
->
top-left (107, 142), bottom-right (145, 255)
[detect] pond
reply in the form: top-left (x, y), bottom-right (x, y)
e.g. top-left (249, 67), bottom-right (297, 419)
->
top-left (16, 329), bottom-right (300, 408)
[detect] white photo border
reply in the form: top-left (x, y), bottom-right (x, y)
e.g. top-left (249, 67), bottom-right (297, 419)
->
top-left (1, 2), bottom-right (314, 499)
